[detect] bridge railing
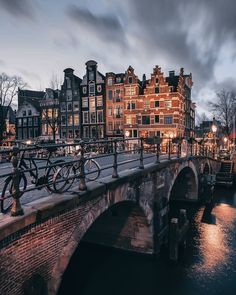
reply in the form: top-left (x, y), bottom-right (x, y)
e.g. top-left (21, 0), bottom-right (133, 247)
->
top-left (0, 137), bottom-right (217, 216)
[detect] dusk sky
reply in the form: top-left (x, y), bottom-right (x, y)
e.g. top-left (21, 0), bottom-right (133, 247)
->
top-left (0, 0), bottom-right (236, 115)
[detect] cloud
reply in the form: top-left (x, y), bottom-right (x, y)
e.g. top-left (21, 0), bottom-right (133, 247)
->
top-left (0, 0), bottom-right (35, 19)
top-left (0, 59), bottom-right (5, 66)
top-left (66, 5), bottom-right (127, 48)
top-left (126, 0), bottom-right (236, 87)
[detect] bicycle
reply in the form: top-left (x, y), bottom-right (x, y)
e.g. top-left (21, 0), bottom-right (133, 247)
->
top-left (52, 150), bottom-right (101, 193)
top-left (0, 145), bottom-right (65, 213)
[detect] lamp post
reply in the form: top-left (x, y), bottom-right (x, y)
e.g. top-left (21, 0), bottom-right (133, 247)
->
top-left (211, 123), bottom-right (217, 158)
top-left (168, 133), bottom-right (174, 160)
top-left (223, 137), bottom-right (228, 150)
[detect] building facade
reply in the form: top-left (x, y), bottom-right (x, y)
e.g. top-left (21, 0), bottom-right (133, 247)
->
top-left (80, 60), bottom-right (106, 139)
top-left (59, 68), bottom-right (82, 140)
top-left (40, 88), bottom-right (60, 142)
top-left (123, 66), bottom-right (193, 141)
top-left (16, 89), bottom-right (44, 141)
top-left (106, 72), bottom-right (125, 138)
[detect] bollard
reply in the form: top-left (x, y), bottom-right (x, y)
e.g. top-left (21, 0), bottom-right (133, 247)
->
top-left (79, 141), bottom-right (87, 191)
top-left (156, 142), bottom-right (160, 163)
top-left (179, 209), bottom-right (187, 228)
top-left (169, 218), bottom-right (179, 261)
top-left (139, 137), bottom-right (144, 169)
top-left (11, 147), bottom-right (24, 216)
top-left (112, 140), bottom-right (119, 178)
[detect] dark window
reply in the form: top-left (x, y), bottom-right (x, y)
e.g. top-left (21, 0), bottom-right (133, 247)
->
top-left (131, 102), bottom-right (135, 109)
top-left (133, 129), bottom-right (137, 137)
top-left (155, 87), bottom-right (159, 93)
top-left (156, 131), bottom-right (160, 137)
top-left (156, 78), bottom-right (159, 83)
top-left (155, 115), bottom-right (159, 123)
top-left (22, 110), bottom-right (26, 116)
top-left (108, 90), bottom-right (113, 100)
top-left (164, 116), bottom-right (173, 124)
top-left (142, 116), bottom-right (150, 125)
top-left (127, 102), bottom-right (130, 110)
top-left (154, 101), bottom-right (159, 108)
top-left (28, 110), bottom-right (32, 116)
top-left (128, 77), bottom-right (133, 84)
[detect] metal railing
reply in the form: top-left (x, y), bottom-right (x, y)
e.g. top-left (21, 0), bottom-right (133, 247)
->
top-left (0, 137), bottom-right (218, 216)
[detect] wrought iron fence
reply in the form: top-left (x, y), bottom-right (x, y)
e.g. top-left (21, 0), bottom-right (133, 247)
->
top-left (0, 137), bottom-right (217, 216)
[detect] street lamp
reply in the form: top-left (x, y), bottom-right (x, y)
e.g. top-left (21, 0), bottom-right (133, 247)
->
top-left (223, 137), bottom-right (228, 150)
top-left (168, 132), bottom-right (174, 160)
top-left (211, 123), bottom-right (217, 158)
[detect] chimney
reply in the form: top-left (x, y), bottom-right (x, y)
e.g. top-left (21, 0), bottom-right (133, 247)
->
top-left (169, 70), bottom-right (175, 77)
top-left (142, 74), bottom-right (146, 87)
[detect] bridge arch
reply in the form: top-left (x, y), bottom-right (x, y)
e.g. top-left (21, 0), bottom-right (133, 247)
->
top-left (48, 194), bottom-right (152, 294)
top-left (167, 161), bottom-right (198, 201)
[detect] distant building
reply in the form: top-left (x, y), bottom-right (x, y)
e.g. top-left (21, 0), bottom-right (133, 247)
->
top-left (106, 72), bottom-right (125, 138)
top-left (80, 60), bottom-right (106, 139)
top-left (16, 89), bottom-right (44, 141)
top-left (0, 106), bottom-right (16, 147)
top-left (40, 88), bottom-right (60, 142)
top-left (59, 68), bottom-right (82, 140)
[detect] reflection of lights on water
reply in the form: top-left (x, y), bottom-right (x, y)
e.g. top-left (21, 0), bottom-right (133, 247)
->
top-left (191, 204), bottom-right (235, 277)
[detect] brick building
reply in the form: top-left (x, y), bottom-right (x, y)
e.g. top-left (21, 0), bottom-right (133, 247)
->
top-left (106, 72), bottom-right (125, 138)
top-left (123, 66), bottom-right (194, 141)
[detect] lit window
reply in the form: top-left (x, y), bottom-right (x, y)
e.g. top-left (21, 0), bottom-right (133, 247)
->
top-left (68, 115), bottom-right (73, 125)
top-left (143, 100), bottom-right (150, 109)
top-left (108, 106), bottom-right (112, 116)
top-left (97, 96), bottom-right (103, 107)
top-left (125, 87), bottom-right (135, 96)
top-left (74, 115), bottom-right (79, 125)
top-left (90, 97), bottom-right (95, 110)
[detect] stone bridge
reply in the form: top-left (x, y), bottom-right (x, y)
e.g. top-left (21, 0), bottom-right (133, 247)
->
top-left (0, 156), bottom-right (220, 295)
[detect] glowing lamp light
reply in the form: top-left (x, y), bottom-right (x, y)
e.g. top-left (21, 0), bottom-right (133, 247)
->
top-left (211, 124), bottom-right (217, 133)
top-left (26, 140), bottom-right (32, 145)
top-left (223, 137), bottom-right (228, 143)
top-left (125, 130), bottom-right (130, 137)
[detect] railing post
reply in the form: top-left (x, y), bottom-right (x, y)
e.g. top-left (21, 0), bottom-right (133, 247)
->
top-left (11, 147), bottom-right (24, 216)
top-left (177, 142), bottom-right (181, 158)
top-left (168, 138), bottom-right (171, 160)
top-left (79, 141), bottom-right (87, 191)
top-left (139, 137), bottom-right (144, 169)
top-left (155, 141), bottom-right (160, 163)
top-left (112, 139), bottom-right (119, 178)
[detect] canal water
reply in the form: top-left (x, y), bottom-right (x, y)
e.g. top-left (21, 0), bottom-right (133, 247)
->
top-left (58, 187), bottom-right (236, 295)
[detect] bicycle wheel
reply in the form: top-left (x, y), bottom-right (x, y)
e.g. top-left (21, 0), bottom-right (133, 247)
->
top-left (53, 164), bottom-right (76, 193)
top-left (84, 159), bottom-right (100, 181)
top-left (45, 160), bottom-right (65, 192)
top-left (1, 174), bottom-right (27, 213)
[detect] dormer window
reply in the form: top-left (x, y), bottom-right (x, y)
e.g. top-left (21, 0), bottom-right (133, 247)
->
top-left (28, 110), bottom-right (32, 116)
top-left (89, 71), bottom-right (94, 81)
top-left (107, 78), bottom-right (113, 86)
top-left (22, 110), bottom-right (26, 116)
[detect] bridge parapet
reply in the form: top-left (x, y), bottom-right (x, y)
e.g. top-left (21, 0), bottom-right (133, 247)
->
top-left (0, 155), bottom-right (220, 295)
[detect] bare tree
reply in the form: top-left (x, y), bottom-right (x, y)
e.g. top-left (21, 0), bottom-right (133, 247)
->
top-left (195, 112), bottom-right (210, 126)
top-left (49, 73), bottom-right (62, 90)
top-left (0, 73), bottom-right (27, 142)
top-left (41, 107), bottom-right (60, 143)
top-left (208, 89), bottom-right (236, 135)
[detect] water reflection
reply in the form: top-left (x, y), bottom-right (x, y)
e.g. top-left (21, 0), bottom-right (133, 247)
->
top-left (59, 188), bottom-right (236, 295)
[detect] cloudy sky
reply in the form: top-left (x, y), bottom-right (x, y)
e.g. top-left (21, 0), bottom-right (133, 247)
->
top-left (0, 0), bottom-right (236, 115)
